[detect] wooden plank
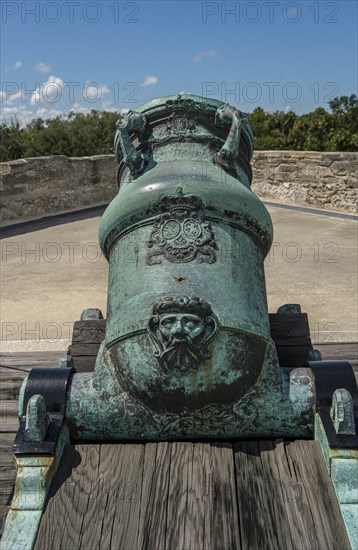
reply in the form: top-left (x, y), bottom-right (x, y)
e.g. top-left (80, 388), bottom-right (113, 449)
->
top-left (100, 444), bottom-right (144, 549)
top-left (164, 441), bottom-right (240, 550)
top-left (163, 442), bottom-right (192, 548)
top-left (260, 440), bottom-right (320, 550)
top-left (137, 442), bottom-right (171, 550)
top-left (269, 313), bottom-right (311, 340)
top-left (35, 444), bottom-right (145, 550)
top-left (0, 400), bottom-right (18, 433)
top-left (28, 440), bottom-right (356, 549)
top-left (314, 341), bottom-right (358, 365)
top-left (272, 440), bottom-right (320, 550)
top-left (286, 440), bottom-right (351, 550)
top-left (72, 320), bottom-right (106, 344)
top-left (234, 440), bottom-right (293, 549)
top-left (68, 343), bottom-right (102, 356)
top-left (234, 439), bottom-right (351, 550)
top-left (275, 344), bottom-right (313, 367)
top-left (0, 371), bottom-right (25, 401)
top-left (0, 351), bottom-right (64, 371)
top-left (35, 444), bottom-right (101, 550)
top-left (0, 433), bottom-right (16, 529)
top-left (202, 442), bottom-right (240, 550)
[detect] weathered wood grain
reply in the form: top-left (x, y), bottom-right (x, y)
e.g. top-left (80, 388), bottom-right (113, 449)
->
top-left (35, 444), bottom-right (145, 550)
top-left (0, 351), bottom-right (64, 371)
top-left (99, 444), bottom-right (144, 549)
top-left (71, 320), bottom-right (106, 344)
top-left (234, 440), bottom-right (351, 550)
top-left (68, 343), bottom-right (103, 356)
top-left (202, 442), bottom-right (240, 550)
top-left (0, 400), bottom-right (19, 433)
top-left (32, 440), bottom-right (352, 549)
top-left (286, 440), bottom-right (351, 550)
top-left (35, 444), bottom-right (101, 550)
top-left (1, 339), bottom-right (357, 547)
top-left (314, 341), bottom-right (358, 367)
top-left (234, 440), bottom-right (292, 549)
top-left (164, 442), bottom-right (241, 550)
top-left (0, 434), bottom-right (16, 534)
top-left (137, 442), bottom-right (171, 550)
top-left (0, 434), bottom-right (15, 504)
top-left (271, 439), bottom-right (319, 550)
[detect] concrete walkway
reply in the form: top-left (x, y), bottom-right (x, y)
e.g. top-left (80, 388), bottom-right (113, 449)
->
top-left (1, 203), bottom-right (357, 351)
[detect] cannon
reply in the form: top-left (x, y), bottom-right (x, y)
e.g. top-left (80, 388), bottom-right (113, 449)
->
top-left (1, 94), bottom-right (357, 550)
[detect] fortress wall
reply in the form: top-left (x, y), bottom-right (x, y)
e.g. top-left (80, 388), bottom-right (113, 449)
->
top-left (251, 151), bottom-right (357, 213)
top-left (0, 151), bottom-right (356, 223)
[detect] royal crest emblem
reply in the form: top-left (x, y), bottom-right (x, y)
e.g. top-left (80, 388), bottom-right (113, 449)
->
top-left (146, 190), bottom-right (217, 265)
top-left (166, 113), bottom-right (196, 137)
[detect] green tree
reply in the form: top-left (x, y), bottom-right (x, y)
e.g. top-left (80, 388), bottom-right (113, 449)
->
top-left (326, 94), bottom-right (358, 151)
top-left (0, 120), bottom-right (26, 161)
top-left (0, 97), bottom-right (356, 162)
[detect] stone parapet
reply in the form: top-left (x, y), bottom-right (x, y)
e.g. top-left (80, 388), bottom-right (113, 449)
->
top-left (0, 151), bottom-right (357, 223)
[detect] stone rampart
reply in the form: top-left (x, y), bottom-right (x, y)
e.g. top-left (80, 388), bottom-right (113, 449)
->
top-left (0, 151), bottom-right (356, 223)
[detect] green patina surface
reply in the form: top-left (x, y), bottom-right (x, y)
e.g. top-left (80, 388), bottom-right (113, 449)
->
top-left (315, 414), bottom-right (358, 549)
top-left (67, 94), bottom-right (314, 439)
top-left (3, 94), bottom-right (356, 549)
top-left (1, 426), bottom-right (69, 550)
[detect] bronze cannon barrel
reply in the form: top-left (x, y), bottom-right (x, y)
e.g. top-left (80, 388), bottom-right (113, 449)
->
top-left (65, 94), bottom-right (314, 439)
top-left (98, 94), bottom-right (274, 412)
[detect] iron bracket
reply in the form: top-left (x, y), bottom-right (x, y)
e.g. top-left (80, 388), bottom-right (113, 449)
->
top-left (307, 360), bottom-right (357, 448)
top-left (13, 366), bottom-right (75, 456)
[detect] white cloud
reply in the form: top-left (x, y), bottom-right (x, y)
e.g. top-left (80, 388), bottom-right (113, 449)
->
top-left (1, 88), bottom-right (24, 103)
top-left (83, 82), bottom-right (110, 101)
top-left (8, 89), bottom-right (24, 102)
top-left (35, 62), bottom-right (51, 74)
top-left (101, 100), bottom-right (119, 113)
top-left (141, 75), bottom-right (158, 87)
top-left (1, 104), bottom-right (34, 126)
top-left (1, 105), bottom-right (67, 126)
top-left (4, 61), bottom-right (22, 72)
top-left (68, 102), bottom-right (91, 115)
top-left (31, 75), bottom-right (64, 105)
top-left (284, 104), bottom-right (292, 113)
top-left (121, 108), bottom-right (130, 115)
top-left (192, 50), bottom-right (217, 63)
top-left (35, 107), bottom-right (64, 119)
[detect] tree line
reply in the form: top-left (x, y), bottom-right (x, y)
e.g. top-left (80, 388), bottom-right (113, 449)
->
top-left (0, 95), bottom-right (356, 163)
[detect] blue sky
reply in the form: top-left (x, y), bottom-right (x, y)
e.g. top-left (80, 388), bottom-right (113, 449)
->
top-left (1, 0), bottom-right (357, 125)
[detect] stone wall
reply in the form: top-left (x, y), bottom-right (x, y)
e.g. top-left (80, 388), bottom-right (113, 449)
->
top-left (0, 155), bottom-right (117, 223)
top-left (252, 151), bottom-right (357, 213)
top-left (0, 151), bottom-right (356, 224)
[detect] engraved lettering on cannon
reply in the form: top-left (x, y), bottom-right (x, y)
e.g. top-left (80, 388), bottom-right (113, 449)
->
top-left (148, 296), bottom-right (218, 372)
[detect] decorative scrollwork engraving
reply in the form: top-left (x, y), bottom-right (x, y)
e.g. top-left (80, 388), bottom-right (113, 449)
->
top-left (146, 189), bottom-right (217, 265)
top-left (148, 296), bottom-right (218, 372)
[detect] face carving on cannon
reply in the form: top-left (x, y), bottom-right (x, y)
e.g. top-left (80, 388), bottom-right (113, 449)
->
top-left (148, 296), bottom-right (218, 372)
